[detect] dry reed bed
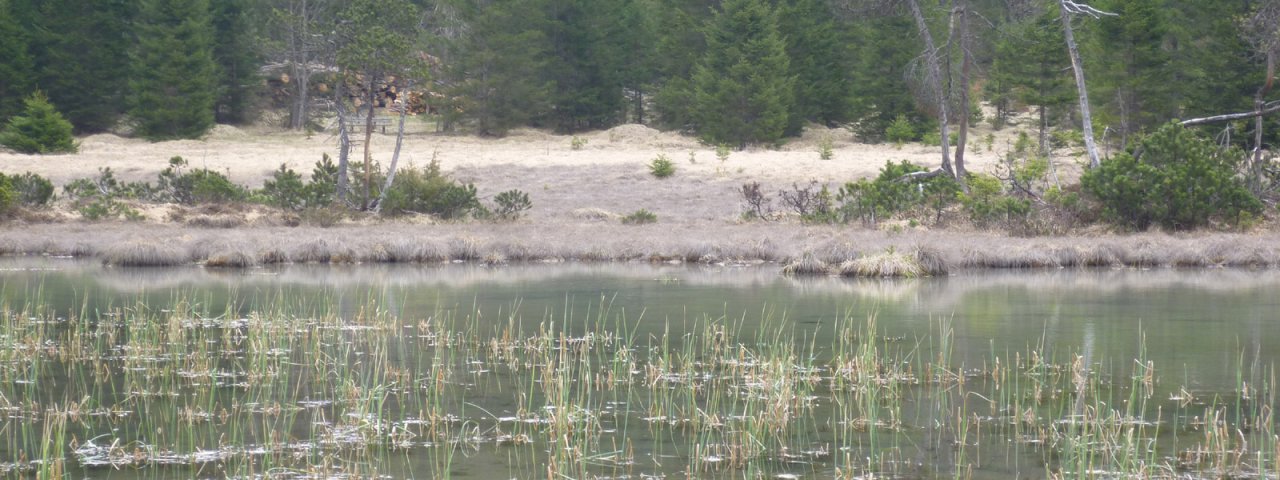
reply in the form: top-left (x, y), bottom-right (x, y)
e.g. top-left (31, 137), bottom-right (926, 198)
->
top-left (2, 223), bottom-right (1279, 273)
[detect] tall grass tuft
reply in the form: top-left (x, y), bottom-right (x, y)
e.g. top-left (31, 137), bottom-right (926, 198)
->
top-left (101, 240), bottom-right (188, 267)
top-left (782, 252), bottom-right (829, 276)
top-left (839, 249), bottom-right (923, 277)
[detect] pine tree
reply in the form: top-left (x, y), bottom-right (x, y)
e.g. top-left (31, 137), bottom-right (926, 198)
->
top-left (690, 0), bottom-right (794, 147)
top-left (442, 0), bottom-right (552, 136)
top-left (0, 0), bottom-right (33, 122)
top-left (990, 6), bottom-right (1073, 148)
top-left (20, 0), bottom-right (134, 133)
top-left (1090, 0), bottom-right (1175, 145)
top-left (211, 0), bottom-right (259, 124)
top-left (0, 91), bottom-right (78, 154)
top-left (542, 0), bottom-right (628, 131)
top-left (849, 16), bottom-right (926, 141)
top-left (651, 0), bottom-right (711, 130)
top-left (130, 0), bottom-right (218, 140)
top-left (777, 0), bottom-right (855, 134)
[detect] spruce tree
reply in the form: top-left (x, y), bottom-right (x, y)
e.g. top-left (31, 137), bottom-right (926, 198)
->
top-left (211, 0), bottom-right (259, 124)
top-left (849, 16), bottom-right (924, 141)
top-left (20, 0), bottom-right (134, 133)
top-left (442, 0), bottom-right (551, 136)
top-left (651, 0), bottom-right (711, 130)
top-left (1089, 0), bottom-right (1175, 145)
top-left (0, 0), bottom-right (33, 122)
top-left (990, 7), bottom-right (1072, 148)
top-left (0, 91), bottom-right (78, 154)
top-left (777, 0), bottom-right (855, 134)
top-left (690, 0), bottom-right (794, 147)
top-left (130, 0), bottom-right (218, 140)
top-left (542, 0), bottom-right (628, 131)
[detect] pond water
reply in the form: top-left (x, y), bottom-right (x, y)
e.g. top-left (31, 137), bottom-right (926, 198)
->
top-left (0, 258), bottom-right (1276, 479)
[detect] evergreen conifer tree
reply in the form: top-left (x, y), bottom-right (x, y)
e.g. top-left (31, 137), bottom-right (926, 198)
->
top-left (990, 7), bottom-right (1072, 148)
top-left (0, 0), bottom-right (34, 122)
top-left (20, 0), bottom-right (134, 133)
top-left (777, 0), bottom-right (855, 134)
top-left (442, 0), bottom-right (552, 136)
top-left (690, 0), bottom-right (794, 147)
top-left (130, 0), bottom-right (218, 140)
top-left (1089, 0), bottom-right (1175, 145)
top-left (211, 0), bottom-right (259, 124)
top-left (849, 16), bottom-right (923, 141)
top-left (542, 0), bottom-right (628, 131)
top-left (0, 91), bottom-right (78, 154)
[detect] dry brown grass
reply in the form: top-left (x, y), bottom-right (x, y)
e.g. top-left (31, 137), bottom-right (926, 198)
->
top-left (2, 222), bottom-right (1279, 273)
top-left (101, 239), bottom-right (188, 267)
top-left (839, 250), bottom-right (923, 278)
top-left (782, 253), bottom-right (829, 276)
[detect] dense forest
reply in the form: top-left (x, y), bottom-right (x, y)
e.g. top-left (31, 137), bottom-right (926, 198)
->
top-left (0, 0), bottom-right (1276, 149)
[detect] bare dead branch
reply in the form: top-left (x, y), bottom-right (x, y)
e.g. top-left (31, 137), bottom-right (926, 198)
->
top-left (1180, 101), bottom-right (1280, 126)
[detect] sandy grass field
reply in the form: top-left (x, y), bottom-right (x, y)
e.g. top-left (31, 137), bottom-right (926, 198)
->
top-left (0, 116), bottom-right (1274, 271)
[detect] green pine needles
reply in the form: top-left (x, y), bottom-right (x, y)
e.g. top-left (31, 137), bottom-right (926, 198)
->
top-left (0, 91), bottom-right (77, 154)
top-left (690, 0), bottom-right (793, 148)
top-left (130, 0), bottom-right (218, 140)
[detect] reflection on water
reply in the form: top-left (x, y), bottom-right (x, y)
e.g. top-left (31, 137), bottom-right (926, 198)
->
top-left (4, 257), bottom-right (1275, 388)
top-left (0, 257), bottom-right (1277, 479)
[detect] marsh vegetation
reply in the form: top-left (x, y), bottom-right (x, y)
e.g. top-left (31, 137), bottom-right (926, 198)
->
top-left (0, 260), bottom-right (1276, 479)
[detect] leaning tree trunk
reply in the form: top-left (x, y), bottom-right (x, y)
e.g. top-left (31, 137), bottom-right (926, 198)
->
top-left (907, 0), bottom-right (954, 177)
top-left (1059, 0), bottom-right (1103, 169)
top-left (362, 75), bottom-right (378, 210)
top-left (953, 0), bottom-right (971, 187)
top-left (374, 83), bottom-right (414, 214)
top-left (335, 75), bottom-right (351, 204)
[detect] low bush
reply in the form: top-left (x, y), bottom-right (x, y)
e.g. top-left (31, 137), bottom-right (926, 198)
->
top-left (380, 160), bottom-right (481, 219)
top-left (157, 157), bottom-right (245, 205)
top-left (1082, 122), bottom-right (1261, 230)
top-left (0, 91), bottom-right (77, 154)
top-left (836, 160), bottom-right (958, 226)
top-left (0, 175), bottom-right (15, 216)
top-left (7, 172), bottom-right (54, 207)
top-left (884, 114), bottom-right (915, 145)
top-left (960, 173), bottom-right (1031, 229)
top-left (491, 189), bottom-right (532, 220)
top-left (260, 163), bottom-right (308, 211)
top-left (649, 154), bottom-right (675, 178)
top-left (621, 209), bottom-right (657, 224)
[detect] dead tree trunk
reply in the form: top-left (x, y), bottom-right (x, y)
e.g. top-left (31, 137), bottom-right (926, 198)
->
top-left (907, 0), bottom-right (954, 177)
top-left (1058, 0), bottom-right (1114, 169)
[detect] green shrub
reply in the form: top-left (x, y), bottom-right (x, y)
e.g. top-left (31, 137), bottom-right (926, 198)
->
top-left (0, 175), bottom-right (16, 216)
top-left (306, 154), bottom-right (340, 207)
top-left (885, 114), bottom-right (915, 145)
top-left (62, 168), bottom-right (152, 220)
top-left (818, 136), bottom-right (834, 160)
top-left (0, 91), bottom-right (77, 154)
top-left (649, 154), bottom-right (675, 178)
top-left (835, 160), bottom-right (958, 226)
top-left (9, 172), bottom-right (54, 207)
top-left (715, 144), bottom-right (731, 162)
top-left (380, 160), bottom-right (480, 219)
top-left (960, 173), bottom-right (1030, 228)
top-left (492, 189), bottom-right (532, 220)
top-left (570, 136), bottom-right (588, 150)
top-left (157, 157), bottom-right (245, 205)
top-left (261, 163), bottom-right (308, 211)
top-left (621, 209), bottom-right (657, 224)
top-left (1081, 122), bottom-right (1261, 230)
